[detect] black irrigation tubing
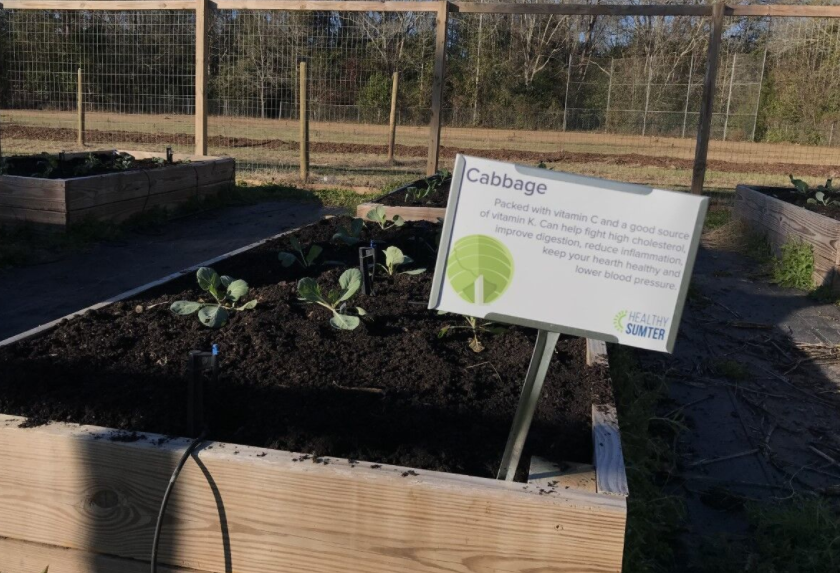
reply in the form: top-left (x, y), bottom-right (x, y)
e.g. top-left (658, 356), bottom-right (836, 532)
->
top-left (150, 428), bottom-right (207, 573)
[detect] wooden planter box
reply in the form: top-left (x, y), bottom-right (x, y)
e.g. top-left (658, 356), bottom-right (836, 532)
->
top-left (735, 184), bottom-right (840, 291)
top-left (0, 150), bottom-right (235, 229)
top-left (356, 176), bottom-right (447, 222)
top-left (0, 226), bottom-right (628, 573)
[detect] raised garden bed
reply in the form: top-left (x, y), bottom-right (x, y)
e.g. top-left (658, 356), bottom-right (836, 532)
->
top-left (356, 173), bottom-right (451, 223)
top-left (0, 216), bottom-right (627, 573)
top-left (0, 149), bottom-right (235, 229)
top-left (735, 184), bottom-right (840, 291)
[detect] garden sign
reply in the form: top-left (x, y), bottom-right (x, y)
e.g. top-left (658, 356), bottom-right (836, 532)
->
top-left (429, 154), bottom-right (708, 353)
top-left (428, 155), bottom-right (708, 480)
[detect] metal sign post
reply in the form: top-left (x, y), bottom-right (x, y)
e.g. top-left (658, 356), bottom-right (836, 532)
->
top-left (496, 329), bottom-right (560, 481)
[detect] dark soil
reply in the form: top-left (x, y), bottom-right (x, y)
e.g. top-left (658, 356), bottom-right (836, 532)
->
top-left (0, 217), bottom-right (609, 478)
top-left (5, 123), bottom-right (836, 178)
top-left (379, 176), bottom-right (451, 208)
top-left (755, 186), bottom-right (840, 222)
top-left (1, 151), bottom-right (175, 179)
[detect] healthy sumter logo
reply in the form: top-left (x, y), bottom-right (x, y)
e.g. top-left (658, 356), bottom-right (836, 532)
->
top-left (447, 234), bottom-right (514, 304)
top-left (613, 310), bottom-right (628, 333)
top-left (615, 310), bottom-right (670, 341)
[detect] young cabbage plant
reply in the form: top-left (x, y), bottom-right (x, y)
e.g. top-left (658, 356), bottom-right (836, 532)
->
top-left (332, 218), bottom-right (365, 245)
top-left (366, 205), bottom-right (405, 230)
top-left (170, 267), bottom-right (257, 328)
top-left (808, 190), bottom-right (840, 207)
top-left (379, 246), bottom-right (425, 276)
top-left (298, 268), bottom-right (367, 330)
top-left (278, 236), bottom-right (323, 268)
top-left (438, 312), bottom-right (505, 353)
top-left (789, 174), bottom-right (810, 195)
top-left (405, 180), bottom-right (435, 202)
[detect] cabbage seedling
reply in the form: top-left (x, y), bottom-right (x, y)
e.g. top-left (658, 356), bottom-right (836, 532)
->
top-left (405, 180), bottom-right (435, 202)
top-left (438, 313), bottom-right (505, 353)
top-left (366, 205), bottom-right (405, 230)
top-left (278, 236), bottom-right (323, 268)
top-left (379, 246), bottom-right (425, 276)
top-left (298, 268), bottom-right (367, 330)
top-left (332, 218), bottom-right (365, 245)
top-left (170, 267), bottom-right (258, 328)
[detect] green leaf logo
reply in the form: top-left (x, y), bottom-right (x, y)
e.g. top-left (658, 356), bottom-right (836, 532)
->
top-left (447, 234), bottom-right (514, 304)
top-left (614, 310), bottom-right (627, 333)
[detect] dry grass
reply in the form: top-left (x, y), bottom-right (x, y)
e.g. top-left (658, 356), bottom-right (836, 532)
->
top-left (3, 109), bottom-right (836, 191)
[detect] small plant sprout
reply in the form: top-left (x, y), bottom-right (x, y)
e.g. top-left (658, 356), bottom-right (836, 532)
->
top-left (278, 236), bottom-right (323, 268)
top-left (789, 174), bottom-right (809, 195)
top-left (297, 268), bottom-right (367, 330)
top-left (170, 267), bottom-right (257, 328)
top-left (366, 205), bottom-right (405, 230)
top-left (438, 312), bottom-right (505, 353)
top-left (406, 180), bottom-right (435, 202)
top-left (379, 246), bottom-right (425, 276)
top-left (332, 218), bottom-right (365, 245)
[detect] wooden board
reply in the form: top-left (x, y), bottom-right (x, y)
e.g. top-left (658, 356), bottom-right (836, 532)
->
top-left (356, 176), bottom-right (447, 223)
top-left (0, 413), bottom-right (627, 573)
top-left (735, 184), bottom-right (840, 291)
top-left (0, 205), bottom-right (66, 226)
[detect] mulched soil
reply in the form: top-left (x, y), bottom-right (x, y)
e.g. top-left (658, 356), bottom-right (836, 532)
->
top-left (379, 176), bottom-right (450, 208)
top-left (4, 123), bottom-right (835, 178)
top-left (755, 186), bottom-right (840, 221)
top-left (0, 217), bottom-right (610, 478)
top-left (2, 151), bottom-right (174, 179)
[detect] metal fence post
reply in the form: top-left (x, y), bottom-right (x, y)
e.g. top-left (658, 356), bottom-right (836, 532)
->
top-left (604, 58), bottom-right (614, 132)
top-left (723, 53), bottom-right (736, 141)
top-left (426, 0), bottom-right (449, 176)
top-left (752, 39), bottom-right (769, 142)
top-left (691, 1), bottom-right (725, 195)
top-left (562, 53), bottom-right (572, 132)
top-left (682, 53), bottom-right (695, 138)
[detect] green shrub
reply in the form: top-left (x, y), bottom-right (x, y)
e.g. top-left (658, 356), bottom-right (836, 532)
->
top-left (773, 240), bottom-right (814, 290)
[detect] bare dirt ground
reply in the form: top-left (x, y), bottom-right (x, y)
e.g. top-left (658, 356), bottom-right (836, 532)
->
top-left (3, 109), bottom-right (838, 190)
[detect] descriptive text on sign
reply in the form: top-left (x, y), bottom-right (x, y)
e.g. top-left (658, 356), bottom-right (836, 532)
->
top-left (428, 154), bottom-right (708, 353)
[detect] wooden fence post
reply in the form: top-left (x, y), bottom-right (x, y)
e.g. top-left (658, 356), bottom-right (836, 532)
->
top-left (300, 60), bottom-right (309, 182)
top-left (388, 71), bottom-right (399, 163)
top-left (691, 1), bottom-right (725, 195)
top-left (426, 0), bottom-right (449, 176)
top-left (77, 67), bottom-right (85, 146)
top-left (195, 0), bottom-right (208, 156)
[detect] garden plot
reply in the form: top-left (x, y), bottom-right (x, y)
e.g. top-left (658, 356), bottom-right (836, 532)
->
top-left (735, 179), bottom-right (840, 292)
top-left (357, 172), bottom-right (451, 223)
top-left (0, 215), bottom-right (626, 573)
top-left (0, 149), bottom-right (235, 229)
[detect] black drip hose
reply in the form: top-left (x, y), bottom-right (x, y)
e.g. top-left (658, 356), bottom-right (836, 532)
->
top-left (150, 429), bottom-right (207, 573)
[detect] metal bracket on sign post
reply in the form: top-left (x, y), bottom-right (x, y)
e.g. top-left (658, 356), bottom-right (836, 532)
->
top-left (359, 242), bottom-right (377, 295)
top-left (496, 329), bottom-right (561, 481)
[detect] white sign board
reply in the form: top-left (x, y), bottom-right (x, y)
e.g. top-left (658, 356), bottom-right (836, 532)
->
top-left (428, 155), bottom-right (708, 353)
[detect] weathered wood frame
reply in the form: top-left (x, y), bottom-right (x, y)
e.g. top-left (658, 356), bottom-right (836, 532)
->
top-left (3, 2), bottom-right (838, 194)
top-left (356, 175), bottom-right (447, 222)
top-left (735, 183), bottom-right (840, 292)
top-left (0, 149), bottom-right (235, 228)
top-left (0, 221), bottom-right (628, 573)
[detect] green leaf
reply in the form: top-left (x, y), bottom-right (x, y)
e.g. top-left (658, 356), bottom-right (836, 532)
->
top-left (438, 326), bottom-right (450, 337)
top-left (238, 299), bottom-right (258, 310)
top-left (330, 313), bottom-right (360, 330)
top-left (306, 245), bottom-right (323, 265)
top-left (198, 305), bottom-right (228, 328)
top-left (384, 245), bottom-right (406, 267)
top-left (402, 268), bottom-right (426, 275)
top-left (393, 214), bottom-right (405, 227)
top-left (226, 279), bottom-right (249, 302)
top-left (338, 268), bottom-right (362, 302)
top-left (170, 301), bottom-right (202, 315)
top-left (220, 275), bottom-right (234, 287)
top-left (297, 277), bottom-right (322, 303)
top-left (366, 205), bottom-right (386, 224)
top-left (278, 252), bottom-right (297, 267)
top-left (290, 236), bottom-right (302, 251)
top-left (197, 267), bottom-right (221, 293)
top-left (332, 232), bottom-right (360, 245)
top-left (356, 307), bottom-right (368, 316)
top-left (350, 218), bottom-right (364, 236)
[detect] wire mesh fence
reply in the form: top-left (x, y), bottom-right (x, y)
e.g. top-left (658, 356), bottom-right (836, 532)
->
top-left (1, 3), bottom-right (840, 192)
